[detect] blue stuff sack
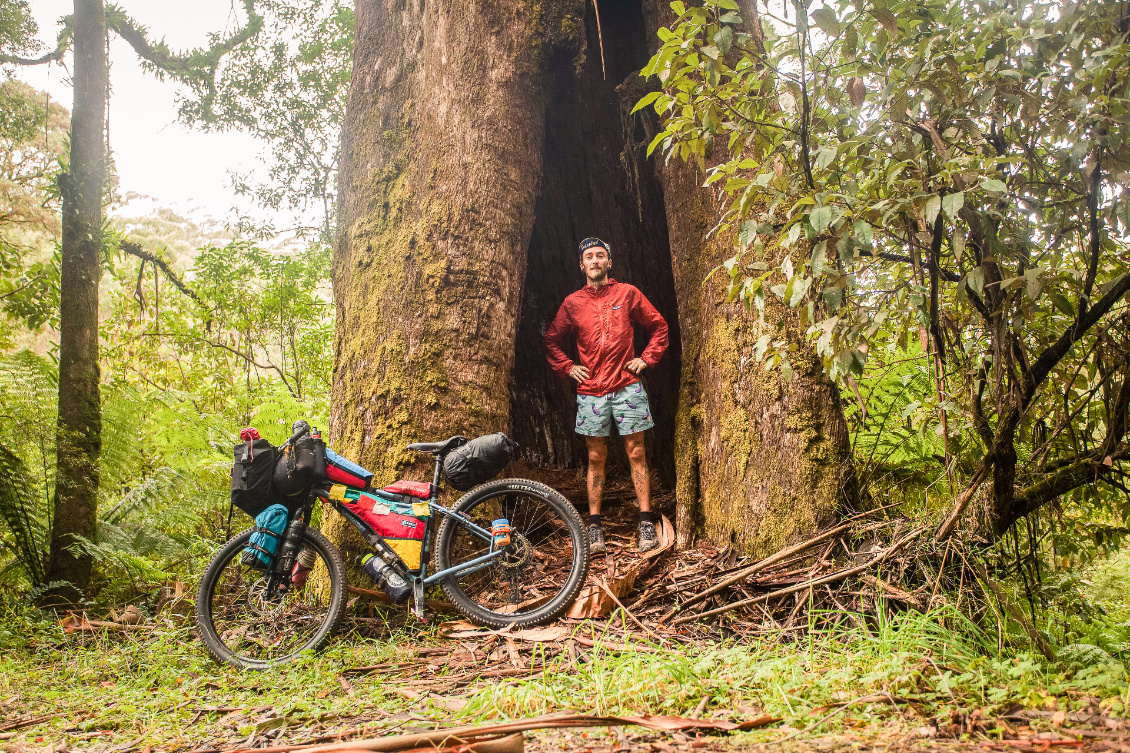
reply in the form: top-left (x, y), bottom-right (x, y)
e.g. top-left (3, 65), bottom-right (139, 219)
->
top-left (241, 504), bottom-right (289, 570)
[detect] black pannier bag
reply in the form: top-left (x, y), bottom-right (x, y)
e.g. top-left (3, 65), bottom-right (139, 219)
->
top-left (231, 438), bottom-right (277, 517)
top-left (272, 433), bottom-right (326, 502)
top-left (442, 433), bottom-right (518, 491)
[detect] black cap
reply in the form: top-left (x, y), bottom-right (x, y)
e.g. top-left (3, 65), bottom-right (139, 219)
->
top-left (578, 237), bottom-right (610, 256)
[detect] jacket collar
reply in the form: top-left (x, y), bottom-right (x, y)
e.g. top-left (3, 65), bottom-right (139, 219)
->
top-left (581, 278), bottom-right (618, 297)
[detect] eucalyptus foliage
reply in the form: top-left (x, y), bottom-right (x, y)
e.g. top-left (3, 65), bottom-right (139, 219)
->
top-left (640, 0), bottom-right (1130, 537)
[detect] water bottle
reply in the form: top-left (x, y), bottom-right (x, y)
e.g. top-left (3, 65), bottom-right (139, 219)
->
top-left (361, 554), bottom-right (412, 604)
top-left (273, 518), bottom-right (306, 575)
top-left (290, 548), bottom-right (317, 589)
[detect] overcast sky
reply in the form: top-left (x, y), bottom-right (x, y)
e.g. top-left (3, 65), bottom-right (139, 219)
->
top-left (15, 0), bottom-right (284, 227)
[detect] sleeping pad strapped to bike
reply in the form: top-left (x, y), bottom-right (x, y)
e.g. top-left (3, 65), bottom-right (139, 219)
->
top-left (201, 422), bottom-right (589, 670)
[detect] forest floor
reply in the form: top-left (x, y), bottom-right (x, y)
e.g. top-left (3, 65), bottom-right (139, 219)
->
top-left (2, 605), bottom-right (1128, 753)
top-left (3, 482), bottom-right (1129, 753)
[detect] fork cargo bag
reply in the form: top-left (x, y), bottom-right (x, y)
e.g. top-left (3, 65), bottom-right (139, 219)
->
top-left (329, 484), bottom-right (428, 569)
top-left (241, 503), bottom-right (289, 569)
top-left (231, 438), bottom-right (278, 517)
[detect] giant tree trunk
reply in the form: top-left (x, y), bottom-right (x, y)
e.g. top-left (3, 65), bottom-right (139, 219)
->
top-left (334, 0), bottom-right (854, 563)
top-left (639, 0), bottom-right (854, 556)
top-left (46, 0), bottom-right (106, 600)
top-left (328, 0), bottom-right (584, 559)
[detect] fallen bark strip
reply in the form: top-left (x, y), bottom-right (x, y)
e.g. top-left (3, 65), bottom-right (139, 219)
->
top-left (347, 586), bottom-right (461, 615)
top-left (671, 529), bottom-right (924, 625)
top-left (218, 712), bottom-right (776, 753)
top-left (0, 715), bottom-right (52, 732)
top-left (662, 502), bottom-right (904, 622)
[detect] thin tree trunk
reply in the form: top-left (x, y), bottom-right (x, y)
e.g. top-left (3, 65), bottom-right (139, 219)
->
top-left (46, 0), bottom-right (106, 601)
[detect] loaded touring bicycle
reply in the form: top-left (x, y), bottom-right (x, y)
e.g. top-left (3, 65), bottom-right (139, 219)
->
top-left (196, 422), bottom-right (590, 669)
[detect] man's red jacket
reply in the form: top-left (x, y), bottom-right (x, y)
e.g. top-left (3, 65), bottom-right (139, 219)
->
top-left (544, 279), bottom-right (668, 397)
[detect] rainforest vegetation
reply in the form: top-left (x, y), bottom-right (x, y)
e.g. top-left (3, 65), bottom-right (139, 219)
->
top-left (1, 0), bottom-right (1129, 748)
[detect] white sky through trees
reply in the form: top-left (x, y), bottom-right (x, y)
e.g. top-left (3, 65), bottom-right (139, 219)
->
top-left (15, 0), bottom-right (282, 227)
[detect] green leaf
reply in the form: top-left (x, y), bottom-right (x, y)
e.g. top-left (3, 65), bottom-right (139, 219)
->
top-left (810, 206), bottom-right (833, 234)
top-left (811, 7), bottom-right (841, 36)
top-left (631, 91), bottom-right (662, 114)
top-left (872, 7), bottom-right (899, 36)
top-left (980, 178), bottom-right (1007, 193)
top-left (671, 1), bottom-right (687, 15)
top-left (853, 220), bottom-right (873, 247)
top-left (965, 266), bottom-right (985, 297)
top-left (1050, 291), bottom-right (1075, 316)
top-left (740, 220), bottom-right (758, 248)
top-left (924, 194), bottom-right (941, 225)
top-left (941, 192), bottom-right (964, 219)
top-left (815, 146), bottom-right (837, 169)
top-left (811, 242), bottom-right (827, 279)
top-left (713, 25), bottom-right (733, 55)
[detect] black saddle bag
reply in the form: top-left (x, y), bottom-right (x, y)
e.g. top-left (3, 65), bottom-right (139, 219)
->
top-left (442, 433), bottom-right (518, 491)
top-left (272, 433), bottom-right (326, 504)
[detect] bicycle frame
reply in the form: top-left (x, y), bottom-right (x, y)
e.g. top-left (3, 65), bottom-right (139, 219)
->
top-left (311, 452), bottom-right (504, 618)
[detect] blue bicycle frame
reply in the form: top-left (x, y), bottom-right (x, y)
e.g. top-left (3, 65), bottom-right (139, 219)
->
top-left (315, 450), bottom-right (506, 618)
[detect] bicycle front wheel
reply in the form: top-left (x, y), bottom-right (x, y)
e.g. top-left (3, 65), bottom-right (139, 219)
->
top-left (195, 526), bottom-right (347, 669)
top-left (434, 478), bottom-right (589, 628)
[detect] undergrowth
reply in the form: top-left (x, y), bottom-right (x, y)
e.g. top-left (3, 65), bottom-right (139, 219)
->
top-left (2, 596), bottom-right (1128, 749)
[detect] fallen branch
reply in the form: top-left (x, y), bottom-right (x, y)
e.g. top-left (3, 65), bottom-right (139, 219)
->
top-left (596, 579), bottom-right (668, 644)
top-left (671, 528), bottom-right (924, 625)
top-left (218, 712), bottom-right (775, 753)
top-left (859, 574), bottom-right (923, 607)
top-left (0, 715), bottom-right (52, 733)
top-left (935, 460), bottom-right (991, 542)
top-left (663, 502), bottom-right (903, 622)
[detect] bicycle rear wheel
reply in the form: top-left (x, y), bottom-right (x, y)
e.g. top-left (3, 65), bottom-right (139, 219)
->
top-left (195, 526), bottom-right (346, 669)
top-left (434, 478), bottom-right (589, 628)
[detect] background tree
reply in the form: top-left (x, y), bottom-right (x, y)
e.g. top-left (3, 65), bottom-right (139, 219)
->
top-left (2, 0), bottom-right (263, 601)
top-left (639, 0), bottom-right (1130, 543)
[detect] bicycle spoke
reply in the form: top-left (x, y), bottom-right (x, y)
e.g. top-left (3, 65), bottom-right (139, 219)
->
top-left (206, 542), bottom-right (334, 664)
top-left (445, 490), bottom-right (578, 615)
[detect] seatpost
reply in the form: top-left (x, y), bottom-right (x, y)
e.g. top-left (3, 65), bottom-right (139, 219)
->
top-left (432, 455), bottom-right (443, 488)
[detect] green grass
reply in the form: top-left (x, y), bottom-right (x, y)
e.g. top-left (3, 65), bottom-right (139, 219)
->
top-left (3, 600), bottom-right (1129, 750)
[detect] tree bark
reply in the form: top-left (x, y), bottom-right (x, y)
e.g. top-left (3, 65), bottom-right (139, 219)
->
top-left (639, 0), bottom-right (854, 556)
top-left (46, 0), bottom-right (106, 601)
top-left (329, 0), bottom-right (584, 559)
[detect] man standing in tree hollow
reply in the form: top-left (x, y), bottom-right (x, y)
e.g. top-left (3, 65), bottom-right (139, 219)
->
top-left (544, 237), bottom-right (669, 553)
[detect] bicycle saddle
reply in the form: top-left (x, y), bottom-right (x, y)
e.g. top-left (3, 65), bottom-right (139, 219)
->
top-left (406, 435), bottom-right (468, 455)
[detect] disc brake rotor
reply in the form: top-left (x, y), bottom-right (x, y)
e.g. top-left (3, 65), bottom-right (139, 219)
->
top-left (499, 533), bottom-right (532, 570)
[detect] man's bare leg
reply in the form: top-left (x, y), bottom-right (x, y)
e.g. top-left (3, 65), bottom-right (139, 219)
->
top-left (586, 436), bottom-right (608, 515)
top-left (624, 432), bottom-right (657, 550)
top-left (623, 432), bottom-right (650, 513)
top-left (585, 436), bottom-right (608, 553)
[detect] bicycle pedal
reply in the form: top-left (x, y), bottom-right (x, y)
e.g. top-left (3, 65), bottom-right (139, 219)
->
top-left (411, 578), bottom-right (425, 620)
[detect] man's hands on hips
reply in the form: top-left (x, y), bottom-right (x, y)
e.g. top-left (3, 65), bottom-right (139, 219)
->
top-left (625, 358), bottom-right (648, 375)
top-left (569, 364), bottom-right (590, 383)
